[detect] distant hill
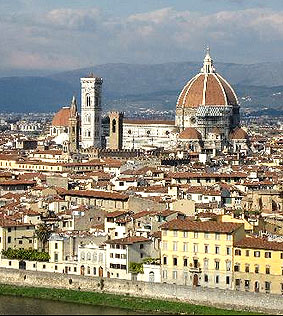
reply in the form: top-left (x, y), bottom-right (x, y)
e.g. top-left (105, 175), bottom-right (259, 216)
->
top-left (0, 61), bottom-right (283, 113)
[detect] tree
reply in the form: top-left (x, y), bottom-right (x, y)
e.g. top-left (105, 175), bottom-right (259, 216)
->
top-left (35, 223), bottom-right (52, 252)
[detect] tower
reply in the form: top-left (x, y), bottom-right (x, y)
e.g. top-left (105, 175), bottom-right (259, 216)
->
top-left (108, 112), bottom-right (124, 150)
top-left (81, 74), bottom-right (103, 149)
top-left (68, 96), bottom-right (79, 153)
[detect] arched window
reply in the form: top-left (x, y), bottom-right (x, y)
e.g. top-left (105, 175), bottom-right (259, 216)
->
top-left (149, 271), bottom-right (155, 282)
top-left (86, 94), bottom-right (91, 107)
top-left (85, 114), bottom-right (91, 123)
top-left (112, 119), bottom-right (116, 133)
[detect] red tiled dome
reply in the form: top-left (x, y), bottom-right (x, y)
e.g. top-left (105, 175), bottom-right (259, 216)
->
top-left (229, 127), bottom-right (248, 140)
top-left (179, 127), bottom-right (202, 140)
top-left (177, 51), bottom-right (238, 109)
top-left (52, 107), bottom-right (71, 127)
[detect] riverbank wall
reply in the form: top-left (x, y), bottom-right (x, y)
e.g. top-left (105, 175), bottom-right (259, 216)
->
top-left (0, 267), bottom-right (282, 314)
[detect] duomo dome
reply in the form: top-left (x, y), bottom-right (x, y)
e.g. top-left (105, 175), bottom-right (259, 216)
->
top-left (175, 49), bottom-right (240, 140)
top-left (176, 56), bottom-right (238, 109)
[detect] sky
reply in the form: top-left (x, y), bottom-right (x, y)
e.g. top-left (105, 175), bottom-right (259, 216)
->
top-left (1, 0), bottom-right (283, 73)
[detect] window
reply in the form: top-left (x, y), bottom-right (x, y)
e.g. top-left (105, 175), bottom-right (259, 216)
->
top-left (226, 276), bottom-right (230, 285)
top-left (226, 234), bottom-right (232, 241)
top-left (215, 246), bottom-right (220, 255)
top-left (215, 261), bottom-right (220, 270)
top-left (163, 230), bottom-right (167, 236)
top-left (112, 119), bottom-right (116, 133)
top-left (8, 228), bottom-right (11, 233)
top-left (173, 241), bottom-right (178, 251)
top-left (254, 251), bottom-right (260, 257)
top-left (204, 232), bottom-right (209, 239)
top-left (245, 280), bottom-right (250, 290)
top-left (245, 265), bottom-right (250, 273)
top-left (86, 94), bottom-right (91, 107)
top-left (7, 237), bottom-right (11, 243)
top-left (281, 253), bottom-right (283, 259)
top-left (183, 231), bottom-right (188, 238)
top-left (19, 240), bottom-right (22, 245)
top-left (266, 266), bottom-right (270, 274)
top-left (173, 257), bottom-right (178, 266)
top-left (163, 241), bottom-right (168, 251)
top-left (204, 274), bottom-right (209, 282)
top-left (234, 264), bottom-right (240, 272)
top-left (54, 253), bottom-right (58, 262)
top-left (255, 265), bottom-right (259, 274)
top-left (246, 250), bottom-right (250, 257)
top-left (183, 243), bottom-right (188, 252)
top-left (215, 233), bottom-right (220, 240)
top-left (226, 260), bottom-right (231, 271)
top-left (226, 247), bottom-right (231, 255)
top-left (204, 245), bottom-right (209, 254)
top-left (265, 252), bottom-right (271, 259)
top-left (235, 249), bottom-right (241, 256)
top-left (173, 231), bottom-right (178, 237)
top-left (163, 257), bottom-right (167, 265)
top-left (265, 282), bottom-right (271, 293)
top-left (193, 244), bottom-right (198, 253)
top-left (173, 271), bottom-right (177, 280)
top-left (204, 259), bottom-right (209, 269)
top-left (194, 232), bottom-right (198, 239)
top-left (235, 279), bottom-right (241, 287)
top-left (184, 258), bottom-right (188, 267)
top-left (162, 270), bottom-right (167, 279)
top-left (140, 244), bottom-right (144, 249)
top-left (215, 275), bottom-right (219, 284)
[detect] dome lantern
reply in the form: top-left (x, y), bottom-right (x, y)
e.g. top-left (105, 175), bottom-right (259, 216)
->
top-left (201, 47), bottom-right (215, 74)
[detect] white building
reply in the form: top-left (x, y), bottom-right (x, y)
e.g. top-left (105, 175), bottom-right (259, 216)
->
top-left (122, 119), bottom-right (177, 150)
top-left (81, 74), bottom-right (103, 149)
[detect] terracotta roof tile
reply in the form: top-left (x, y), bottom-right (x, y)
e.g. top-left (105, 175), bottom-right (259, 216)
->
top-left (234, 236), bottom-right (283, 251)
top-left (52, 107), bottom-right (71, 127)
top-left (160, 218), bottom-right (242, 233)
top-left (106, 236), bottom-right (150, 245)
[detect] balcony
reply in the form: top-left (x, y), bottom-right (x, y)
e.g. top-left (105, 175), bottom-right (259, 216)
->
top-left (189, 262), bottom-right (201, 273)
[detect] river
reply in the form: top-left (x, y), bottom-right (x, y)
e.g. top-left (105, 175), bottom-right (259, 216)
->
top-left (0, 295), bottom-right (148, 315)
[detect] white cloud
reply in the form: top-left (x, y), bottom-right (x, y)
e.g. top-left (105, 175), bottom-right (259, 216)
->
top-left (0, 7), bottom-right (283, 71)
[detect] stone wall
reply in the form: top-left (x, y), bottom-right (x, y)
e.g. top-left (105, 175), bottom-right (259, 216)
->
top-left (0, 268), bottom-right (282, 314)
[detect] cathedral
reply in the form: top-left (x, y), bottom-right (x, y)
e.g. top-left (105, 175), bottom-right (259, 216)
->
top-left (50, 49), bottom-right (249, 157)
top-left (109, 49), bottom-right (249, 156)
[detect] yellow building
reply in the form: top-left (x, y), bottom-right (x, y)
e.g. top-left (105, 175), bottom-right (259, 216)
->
top-left (0, 222), bottom-right (36, 252)
top-left (160, 219), bottom-right (245, 289)
top-left (234, 236), bottom-right (283, 295)
top-left (217, 214), bottom-right (254, 233)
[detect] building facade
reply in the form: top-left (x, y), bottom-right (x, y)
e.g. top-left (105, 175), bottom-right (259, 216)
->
top-left (81, 74), bottom-right (103, 149)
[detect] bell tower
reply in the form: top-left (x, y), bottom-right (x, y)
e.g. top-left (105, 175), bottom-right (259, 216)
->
top-left (68, 96), bottom-right (79, 153)
top-left (81, 74), bottom-right (103, 149)
top-left (108, 112), bottom-right (124, 150)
